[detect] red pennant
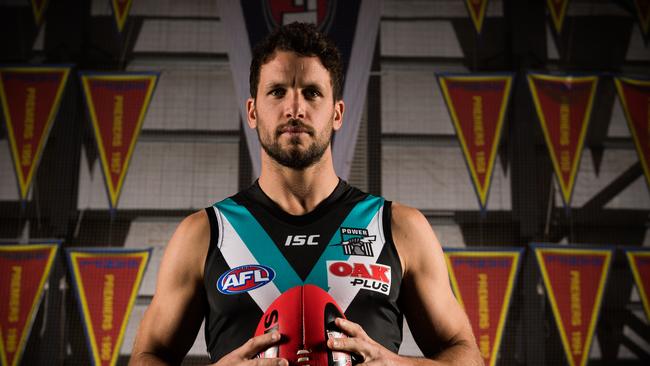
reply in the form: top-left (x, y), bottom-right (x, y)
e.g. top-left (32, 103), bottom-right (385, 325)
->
top-left (30, 0), bottom-right (49, 26)
top-left (634, 0), bottom-right (650, 38)
top-left (614, 77), bottom-right (650, 193)
top-left (80, 73), bottom-right (158, 209)
top-left (0, 66), bottom-right (70, 200)
top-left (527, 73), bottom-right (598, 207)
top-left (534, 245), bottom-right (612, 366)
top-left (444, 249), bottom-right (522, 366)
top-left (66, 248), bottom-right (151, 366)
top-left (547, 0), bottom-right (570, 33)
top-left (438, 74), bottom-right (513, 210)
top-left (464, 0), bottom-right (489, 34)
top-left (0, 243), bottom-right (58, 366)
top-left (625, 249), bottom-right (650, 322)
top-left (111, 0), bottom-right (134, 32)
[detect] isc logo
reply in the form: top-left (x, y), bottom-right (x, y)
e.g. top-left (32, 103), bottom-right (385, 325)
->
top-left (284, 234), bottom-right (320, 246)
top-left (217, 264), bottom-right (275, 295)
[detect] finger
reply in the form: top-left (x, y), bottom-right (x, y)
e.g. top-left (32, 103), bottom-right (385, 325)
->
top-left (335, 318), bottom-right (367, 338)
top-left (238, 331), bottom-right (282, 359)
top-left (327, 336), bottom-right (371, 357)
top-left (247, 357), bottom-right (288, 366)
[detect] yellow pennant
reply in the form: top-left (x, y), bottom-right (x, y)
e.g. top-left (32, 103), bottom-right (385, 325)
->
top-left (0, 66), bottom-right (70, 200)
top-left (30, 0), bottom-right (49, 26)
top-left (625, 249), bottom-right (650, 322)
top-left (111, 0), bottom-right (134, 33)
top-left (464, 0), bottom-right (489, 34)
top-left (547, 0), bottom-right (570, 33)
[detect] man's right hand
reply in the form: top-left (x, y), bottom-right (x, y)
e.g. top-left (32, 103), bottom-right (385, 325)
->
top-left (210, 331), bottom-right (288, 366)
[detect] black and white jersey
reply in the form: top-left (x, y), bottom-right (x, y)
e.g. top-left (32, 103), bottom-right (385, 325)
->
top-left (203, 180), bottom-right (403, 362)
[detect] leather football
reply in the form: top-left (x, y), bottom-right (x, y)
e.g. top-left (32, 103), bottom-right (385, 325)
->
top-left (255, 284), bottom-right (353, 366)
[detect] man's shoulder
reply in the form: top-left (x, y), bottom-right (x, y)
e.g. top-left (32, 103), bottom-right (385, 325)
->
top-left (389, 202), bottom-right (429, 231)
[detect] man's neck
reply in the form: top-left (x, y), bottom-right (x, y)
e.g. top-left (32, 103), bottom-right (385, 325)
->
top-left (257, 154), bottom-right (340, 216)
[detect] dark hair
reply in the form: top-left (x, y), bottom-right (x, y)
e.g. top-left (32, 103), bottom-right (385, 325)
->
top-left (249, 22), bottom-right (343, 101)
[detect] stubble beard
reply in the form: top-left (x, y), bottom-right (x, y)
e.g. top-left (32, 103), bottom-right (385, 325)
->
top-left (258, 117), bottom-right (333, 171)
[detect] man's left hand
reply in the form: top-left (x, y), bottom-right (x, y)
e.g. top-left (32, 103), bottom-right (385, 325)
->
top-left (327, 318), bottom-right (401, 366)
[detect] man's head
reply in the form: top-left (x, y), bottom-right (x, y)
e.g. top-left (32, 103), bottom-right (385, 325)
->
top-left (247, 23), bottom-right (345, 171)
top-left (249, 22), bottom-right (343, 102)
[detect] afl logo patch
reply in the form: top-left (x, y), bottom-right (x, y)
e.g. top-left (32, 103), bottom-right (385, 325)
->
top-left (217, 265), bottom-right (275, 295)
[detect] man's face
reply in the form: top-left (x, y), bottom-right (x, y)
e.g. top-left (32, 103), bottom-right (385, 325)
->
top-left (247, 50), bottom-right (344, 170)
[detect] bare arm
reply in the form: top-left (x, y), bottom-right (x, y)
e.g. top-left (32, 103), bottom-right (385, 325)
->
top-left (328, 203), bottom-right (483, 366)
top-left (129, 210), bottom-right (210, 365)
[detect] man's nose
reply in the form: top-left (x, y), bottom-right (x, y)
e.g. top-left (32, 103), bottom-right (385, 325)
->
top-left (285, 90), bottom-right (305, 119)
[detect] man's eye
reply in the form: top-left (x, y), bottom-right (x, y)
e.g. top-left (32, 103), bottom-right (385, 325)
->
top-left (304, 89), bottom-right (321, 99)
top-left (269, 89), bottom-right (285, 97)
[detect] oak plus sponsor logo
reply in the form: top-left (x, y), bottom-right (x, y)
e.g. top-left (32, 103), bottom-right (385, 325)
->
top-left (217, 264), bottom-right (275, 295)
top-left (327, 261), bottom-right (391, 295)
top-left (284, 234), bottom-right (320, 246)
top-left (332, 227), bottom-right (376, 257)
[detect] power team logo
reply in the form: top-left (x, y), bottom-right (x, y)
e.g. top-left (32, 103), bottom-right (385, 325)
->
top-left (262, 0), bottom-right (336, 31)
top-left (217, 265), bottom-right (276, 295)
top-left (327, 261), bottom-right (391, 295)
top-left (332, 228), bottom-right (375, 257)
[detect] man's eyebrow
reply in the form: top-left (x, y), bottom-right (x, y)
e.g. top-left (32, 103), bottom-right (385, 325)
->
top-left (263, 82), bottom-right (286, 90)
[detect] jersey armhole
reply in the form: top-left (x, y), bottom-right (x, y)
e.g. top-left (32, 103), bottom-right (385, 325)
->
top-left (204, 206), bottom-right (220, 273)
top-left (382, 200), bottom-right (403, 280)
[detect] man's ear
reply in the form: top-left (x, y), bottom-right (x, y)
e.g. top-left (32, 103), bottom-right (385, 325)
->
top-left (333, 100), bottom-right (344, 131)
top-left (246, 98), bottom-right (257, 128)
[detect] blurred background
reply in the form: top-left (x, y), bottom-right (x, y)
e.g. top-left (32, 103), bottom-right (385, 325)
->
top-left (0, 0), bottom-right (649, 365)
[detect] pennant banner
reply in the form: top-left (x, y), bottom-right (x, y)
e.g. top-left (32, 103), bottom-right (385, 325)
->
top-left (30, 0), bottom-right (49, 26)
top-left (0, 66), bottom-right (71, 200)
top-left (547, 0), bottom-right (569, 33)
top-left (527, 73), bottom-right (598, 207)
top-left (634, 0), bottom-right (650, 40)
top-left (444, 248), bottom-right (523, 366)
top-left (111, 0), bottom-right (134, 33)
top-left (438, 74), bottom-right (513, 210)
top-left (66, 248), bottom-right (151, 366)
top-left (0, 242), bottom-right (59, 366)
top-left (625, 248), bottom-right (650, 322)
top-left (80, 72), bottom-right (158, 209)
top-left (220, 0), bottom-right (380, 180)
top-left (533, 244), bottom-right (613, 366)
top-left (464, 0), bottom-right (489, 34)
top-left (614, 76), bottom-right (650, 193)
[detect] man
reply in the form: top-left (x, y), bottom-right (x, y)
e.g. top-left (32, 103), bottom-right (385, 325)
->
top-left (130, 22), bottom-right (482, 366)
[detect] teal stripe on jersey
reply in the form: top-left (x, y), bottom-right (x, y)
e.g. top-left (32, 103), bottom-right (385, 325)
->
top-left (216, 198), bottom-right (302, 292)
top-left (305, 195), bottom-right (384, 290)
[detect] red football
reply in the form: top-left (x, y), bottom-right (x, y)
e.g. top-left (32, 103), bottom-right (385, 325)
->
top-left (255, 285), bottom-right (353, 366)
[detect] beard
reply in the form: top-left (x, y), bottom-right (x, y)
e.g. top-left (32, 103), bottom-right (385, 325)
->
top-left (257, 118), bottom-right (333, 170)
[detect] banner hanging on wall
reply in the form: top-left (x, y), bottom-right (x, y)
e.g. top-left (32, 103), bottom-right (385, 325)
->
top-left (0, 242), bottom-right (59, 366)
top-left (79, 72), bottom-right (158, 210)
top-left (111, 0), bottom-right (134, 33)
top-left (624, 248), bottom-right (650, 322)
top-left (438, 73), bottom-right (514, 211)
top-left (546, 0), bottom-right (570, 33)
top-left (464, 0), bottom-right (489, 34)
top-left (614, 76), bottom-right (650, 194)
top-left (634, 0), bottom-right (650, 41)
top-left (527, 73), bottom-right (598, 208)
top-left (30, 0), bottom-right (49, 26)
top-left (533, 244), bottom-right (613, 366)
top-left (444, 248), bottom-right (523, 366)
top-left (66, 248), bottom-right (151, 366)
top-left (220, 0), bottom-right (380, 180)
top-left (0, 66), bottom-right (71, 201)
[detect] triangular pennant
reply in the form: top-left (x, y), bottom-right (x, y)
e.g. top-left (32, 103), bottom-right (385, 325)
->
top-left (547, 0), bottom-right (570, 33)
top-left (625, 249), bottom-right (650, 322)
top-left (464, 0), bottom-right (489, 34)
top-left (634, 0), bottom-right (650, 40)
top-left (221, 0), bottom-right (380, 180)
top-left (79, 72), bottom-right (158, 209)
top-left (527, 73), bottom-right (598, 207)
top-left (0, 66), bottom-right (71, 200)
top-left (438, 74), bottom-right (514, 210)
top-left (66, 248), bottom-right (151, 366)
top-left (614, 76), bottom-right (650, 194)
top-left (533, 244), bottom-right (613, 366)
top-left (0, 242), bottom-right (59, 366)
top-left (30, 0), bottom-right (49, 26)
top-left (110, 0), bottom-right (134, 33)
top-left (444, 248), bottom-right (523, 366)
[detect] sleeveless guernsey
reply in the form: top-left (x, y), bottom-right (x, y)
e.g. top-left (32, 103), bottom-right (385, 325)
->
top-left (203, 180), bottom-right (403, 362)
